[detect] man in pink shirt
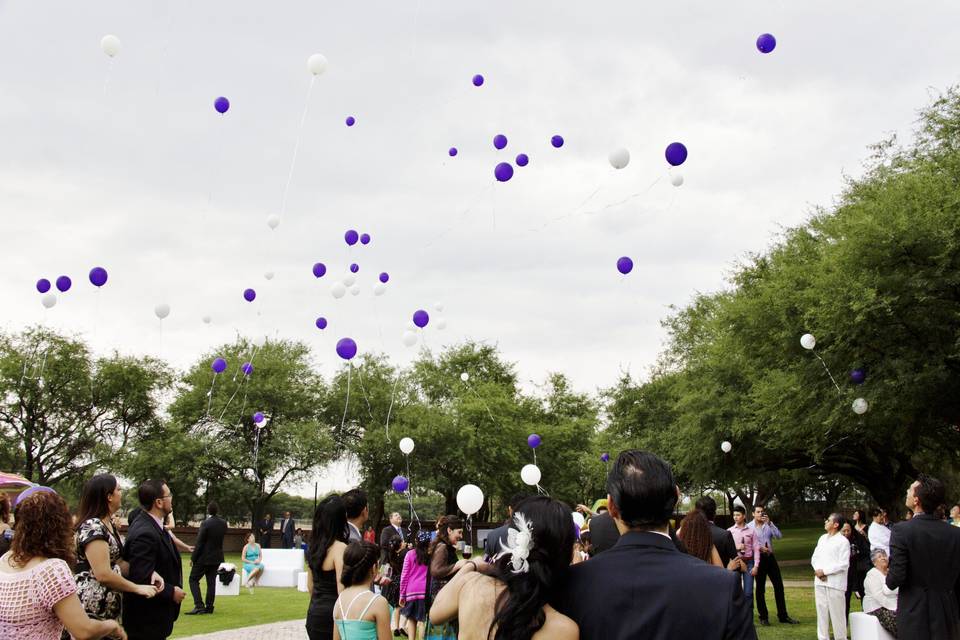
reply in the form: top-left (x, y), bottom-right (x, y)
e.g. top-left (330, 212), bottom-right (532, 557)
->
top-left (728, 506), bottom-right (760, 608)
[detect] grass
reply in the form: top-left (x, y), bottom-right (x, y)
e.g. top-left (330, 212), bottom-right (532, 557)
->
top-left (169, 528), bottom-right (840, 639)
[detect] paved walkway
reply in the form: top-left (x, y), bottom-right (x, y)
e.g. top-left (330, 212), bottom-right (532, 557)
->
top-left (178, 620), bottom-right (306, 640)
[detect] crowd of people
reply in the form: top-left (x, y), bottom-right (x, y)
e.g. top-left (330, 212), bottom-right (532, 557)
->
top-left (1, 453), bottom-right (959, 639)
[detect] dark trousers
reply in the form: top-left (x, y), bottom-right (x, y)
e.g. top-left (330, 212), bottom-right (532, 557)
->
top-left (755, 553), bottom-right (789, 621)
top-left (189, 563), bottom-right (218, 611)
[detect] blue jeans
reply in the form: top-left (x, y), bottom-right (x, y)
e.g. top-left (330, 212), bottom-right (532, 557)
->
top-left (740, 560), bottom-right (755, 604)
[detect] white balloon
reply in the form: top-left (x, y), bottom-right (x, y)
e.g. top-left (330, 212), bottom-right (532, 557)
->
top-left (405, 321), bottom-right (417, 331)
top-left (41, 293), bottom-right (57, 309)
top-left (252, 334), bottom-right (266, 348)
top-left (100, 35), bottom-right (121, 57)
top-left (331, 283), bottom-right (346, 299)
top-left (434, 302), bottom-right (445, 313)
top-left (670, 174), bottom-right (684, 187)
top-left (373, 284), bottom-right (386, 296)
top-left (202, 315), bottom-right (212, 324)
top-left (520, 464), bottom-right (541, 487)
top-left (264, 271), bottom-right (275, 281)
top-left (266, 214), bottom-right (281, 230)
top-left (349, 285), bottom-right (361, 297)
top-left (399, 437), bottom-right (415, 455)
top-left (343, 274), bottom-right (356, 287)
top-left (852, 398), bottom-right (869, 415)
top-left (720, 441), bottom-right (733, 453)
top-left (608, 147), bottom-right (630, 170)
top-left (572, 512), bottom-right (586, 528)
top-left (307, 53), bottom-right (328, 76)
top-left (460, 372), bottom-right (470, 382)
top-left (436, 318), bottom-right (448, 330)
top-left (800, 333), bottom-right (816, 350)
top-left (456, 484), bottom-right (484, 515)
top-left (154, 303), bottom-right (170, 320)
top-left (402, 331), bottom-right (418, 347)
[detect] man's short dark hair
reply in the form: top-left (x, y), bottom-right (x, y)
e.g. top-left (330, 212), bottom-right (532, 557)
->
top-left (869, 507), bottom-right (884, 519)
top-left (695, 496), bottom-right (718, 521)
top-left (915, 474), bottom-right (946, 513)
top-left (342, 488), bottom-right (368, 519)
top-left (138, 479), bottom-right (167, 510)
top-left (208, 501), bottom-right (219, 516)
top-left (733, 505), bottom-right (746, 515)
top-left (508, 493), bottom-right (529, 511)
top-left (607, 450), bottom-right (677, 530)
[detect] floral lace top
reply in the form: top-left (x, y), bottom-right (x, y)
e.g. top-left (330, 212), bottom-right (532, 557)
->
top-left (0, 555), bottom-right (77, 639)
top-left (73, 518), bottom-right (124, 622)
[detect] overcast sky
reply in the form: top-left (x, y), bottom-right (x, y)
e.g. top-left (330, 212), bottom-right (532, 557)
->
top-left (2, 1), bottom-right (959, 495)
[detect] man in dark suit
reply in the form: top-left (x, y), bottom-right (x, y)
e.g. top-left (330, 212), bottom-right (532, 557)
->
top-left (258, 513), bottom-right (274, 548)
top-left (483, 493), bottom-right (528, 558)
top-left (279, 511), bottom-right (295, 549)
top-left (696, 496), bottom-right (739, 569)
top-left (185, 501), bottom-right (227, 616)
top-left (555, 450), bottom-right (754, 640)
top-left (886, 474), bottom-right (960, 639)
top-left (123, 479), bottom-right (186, 640)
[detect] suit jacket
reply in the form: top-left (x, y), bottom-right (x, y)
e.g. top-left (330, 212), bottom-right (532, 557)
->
top-left (483, 521), bottom-right (512, 559)
top-left (709, 521), bottom-right (738, 568)
top-left (886, 513), bottom-right (960, 640)
top-left (279, 517), bottom-right (295, 548)
top-left (122, 513), bottom-right (184, 640)
top-left (380, 525), bottom-right (407, 569)
top-left (191, 515), bottom-right (227, 566)
top-left (555, 531), bottom-right (755, 640)
top-left (589, 513), bottom-right (687, 555)
top-left (259, 519), bottom-right (274, 546)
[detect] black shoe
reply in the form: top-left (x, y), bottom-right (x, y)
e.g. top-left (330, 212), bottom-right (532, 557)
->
top-left (205, 607), bottom-right (214, 614)
top-left (779, 617), bottom-right (800, 625)
top-left (392, 631), bottom-right (401, 637)
top-left (399, 631), bottom-right (409, 638)
top-left (185, 607), bottom-right (207, 616)
top-left (758, 619), bottom-right (770, 627)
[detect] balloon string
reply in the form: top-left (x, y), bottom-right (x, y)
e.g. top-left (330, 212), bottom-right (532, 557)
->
top-left (252, 425), bottom-right (263, 481)
top-left (464, 382), bottom-right (497, 426)
top-left (422, 184), bottom-right (493, 249)
top-left (404, 454), bottom-right (421, 529)
top-left (354, 364), bottom-right (376, 420)
top-left (206, 375), bottom-right (218, 415)
top-left (340, 365), bottom-right (352, 431)
top-left (384, 374), bottom-right (401, 441)
top-left (813, 351), bottom-right (843, 396)
top-left (220, 344), bottom-right (261, 421)
top-left (581, 176), bottom-right (665, 217)
top-left (279, 76), bottom-right (317, 217)
top-left (103, 58), bottom-right (114, 97)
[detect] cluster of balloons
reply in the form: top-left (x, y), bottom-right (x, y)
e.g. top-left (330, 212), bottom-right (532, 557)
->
top-left (801, 333), bottom-right (870, 415)
top-left (35, 267), bottom-right (109, 309)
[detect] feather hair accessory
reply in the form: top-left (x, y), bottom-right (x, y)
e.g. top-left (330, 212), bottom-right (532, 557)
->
top-left (494, 511), bottom-right (535, 574)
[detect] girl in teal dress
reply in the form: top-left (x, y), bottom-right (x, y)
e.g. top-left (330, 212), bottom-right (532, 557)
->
top-left (332, 541), bottom-right (391, 640)
top-left (241, 532), bottom-right (265, 593)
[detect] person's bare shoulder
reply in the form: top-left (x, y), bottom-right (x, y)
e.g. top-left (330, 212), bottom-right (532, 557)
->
top-left (539, 604), bottom-right (579, 640)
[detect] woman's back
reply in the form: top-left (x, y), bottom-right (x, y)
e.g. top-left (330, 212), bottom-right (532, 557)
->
top-left (333, 588), bottom-right (385, 640)
top-left (0, 554), bottom-right (77, 640)
top-left (456, 573), bottom-right (577, 640)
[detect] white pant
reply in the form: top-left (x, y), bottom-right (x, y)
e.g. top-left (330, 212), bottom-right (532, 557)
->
top-left (815, 585), bottom-right (847, 640)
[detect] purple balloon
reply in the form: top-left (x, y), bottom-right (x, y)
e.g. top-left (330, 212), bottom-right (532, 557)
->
top-left (214, 96), bottom-right (230, 114)
top-left (851, 368), bottom-right (866, 385)
top-left (472, 74), bottom-right (484, 87)
top-left (360, 233), bottom-right (371, 245)
top-left (516, 153), bottom-right (529, 167)
top-left (448, 147), bottom-right (458, 157)
top-left (316, 317), bottom-right (328, 330)
top-left (243, 288), bottom-right (256, 302)
top-left (336, 337), bottom-right (357, 360)
top-left (345, 116), bottom-right (356, 127)
top-left (345, 230), bottom-right (359, 246)
top-left (253, 411), bottom-right (264, 424)
top-left (600, 452), bottom-right (610, 462)
top-left (494, 162), bottom-right (514, 182)
top-left (378, 272), bottom-right (389, 284)
top-left (616, 256), bottom-right (633, 275)
top-left (211, 357), bottom-right (227, 374)
top-left (89, 267), bottom-right (108, 287)
top-left (756, 33), bottom-right (777, 54)
top-left (665, 142), bottom-right (688, 167)
top-left (313, 262), bottom-right (327, 278)
top-left (242, 362), bottom-right (254, 375)
top-left (392, 475), bottom-right (410, 493)
top-left (55, 276), bottom-right (72, 293)
top-left (527, 433), bottom-right (542, 449)
top-left (36, 278), bottom-right (51, 294)
top-left (412, 309), bottom-right (429, 328)
top-left (493, 134), bottom-right (508, 150)
top-left (551, 135), bottom-right (564, 148)
top-left (350, 263), bottom-right (359, 274)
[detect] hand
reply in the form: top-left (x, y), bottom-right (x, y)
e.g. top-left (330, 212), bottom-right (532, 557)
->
top-left (576, 504), bottom-right (591, 515)
top-left (187, 546), bottom-right (195, 553)
top-left (109, 622), bottom-right (127, 640)
top-left (726, 558), bottom-right (741, 572)
top-left (398, 599), bottom-right (406, 607)
top-left (815, 569), bottom-right (825, 578)
top-left (172, 586), bottom-right (186, 603)
top-left (750, 567), bottom-right (758, 577)
top-left (135, 584), bottom-right (158, 598)
top-left (151, 572), bottom-right (165, 592)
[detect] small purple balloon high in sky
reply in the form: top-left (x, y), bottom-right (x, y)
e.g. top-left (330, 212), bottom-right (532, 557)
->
top-left (345, 230), bottom-right (359, 246)
top-left (665, 142), bottom-right (688, 166)
top-left (36, 278), bottom-right (51, 294)
top-left (242, 362), bottom-right (254, 375)
top-left (472, 74), bottom-right (484, 87)
top-left (336, 337), bottom-right (358, 360)
top-left (392, 475), bottom-right (410, 493)
top-left (412, 309), bottom-right (430, 328)
top-left (516, 153), bottom-right (529, 167)
top-left (528, 433), bottom-right (542, 448)
top-left (345, 116), bottom-right (356, 127)
top-left (360, 233), bottom-right (371, 245)
top-left (617, 256), bottom-right (634, 275)
top-left (313, 262), bottom-right (327, 278)
top-left (350, 263), bottom-right (359, 274)
top-left (448, 147), bottom-right (458, 157)
top-left (379, 272), bottom-right (390, 283)
top-left (89, 267), bottom-right (108, 287)
top-left (551, 135), bottom-right (564, 148)
top-left (214, 96), bottom-right (230, 114)
top-left (316, 317), bottom-right (328, 330)
top-left (243, 288), bottom-right (256, 302)
top-left (756, 33), bottom-right (777, 54)
top-left (56, 276), bottom-right (72, 293)
top-left (493, 134), bottom-right (508, 150)
top-left (212, 358), bottom-right (227, 373)
top-left (494, 162), bottom-right (514, 182)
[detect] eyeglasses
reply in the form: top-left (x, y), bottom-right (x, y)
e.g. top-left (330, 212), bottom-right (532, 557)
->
top-left (160, 494), bottom-right (173, 501)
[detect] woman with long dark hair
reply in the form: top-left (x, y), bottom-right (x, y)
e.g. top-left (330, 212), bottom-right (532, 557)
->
top-left (677, 510), bottom-right (722, 566)
top-left (305, 495), bottom-right (349, 640)
top-left (70, 474), bottom-right (160, 634)
top-left (423, 515), bottom-right (466, 640)
top-left (430, 496), bottom-right (579, 640)
top-left (0, 493), bottom-right (12, 557)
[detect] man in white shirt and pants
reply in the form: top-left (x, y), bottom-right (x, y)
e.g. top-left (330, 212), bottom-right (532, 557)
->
top-left (811, 513), bottom-right (850, 640)
top-left (867, 507), bottom-right (891, 556)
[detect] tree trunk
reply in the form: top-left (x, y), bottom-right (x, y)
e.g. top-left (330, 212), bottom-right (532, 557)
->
top-left (371, 492), bottom-right (385, 532)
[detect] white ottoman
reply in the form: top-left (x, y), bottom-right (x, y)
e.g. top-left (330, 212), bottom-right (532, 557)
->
top-left (215, 573), bottom-right (240, 597)
top-left (850, 612), bottom-right (895, 640)
top-left (297, 571), bottom-right (309, 593)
